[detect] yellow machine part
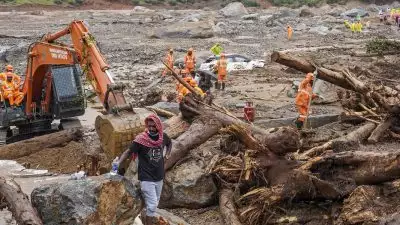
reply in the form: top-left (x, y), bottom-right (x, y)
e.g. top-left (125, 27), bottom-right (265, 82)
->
top-left (95, 108), bottom-right (154, 159)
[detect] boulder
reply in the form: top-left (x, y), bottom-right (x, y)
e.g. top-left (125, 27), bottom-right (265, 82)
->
top-left (309, 25), bottom-right (330, 35)
top-left (260, 14), bottom-right (273, 22)
top-left (241, 13), bottom-right (259, 20)
top-left (150, 21), bottom-right (214, 39)
top-left (31, 176), bottom-right (143, 225)
top-left (220, 2), bottom-right (248, 17)
top-left (133, 6), bottom-right (154, 13)
top-left (341, 8), bottom-right (369, 19)
top-left (299, 8), bottom-right (314, 17)
top-left (180, 13), bottom-right (203, 22)
top-left (160, 159), bottom-right (218, 208)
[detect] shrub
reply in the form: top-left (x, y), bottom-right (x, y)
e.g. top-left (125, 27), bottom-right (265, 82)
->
top-left (168, 0), bottom-right (177, 5)
top-left (54, 0), bottom-right (63, 4)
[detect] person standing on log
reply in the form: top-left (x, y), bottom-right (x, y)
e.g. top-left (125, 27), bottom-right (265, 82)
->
top-left (116, 114), bottom-right (172, 225)
top-left (295, 73), bottom-right (318, 129)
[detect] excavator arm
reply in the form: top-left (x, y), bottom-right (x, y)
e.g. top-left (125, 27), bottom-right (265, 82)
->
top-left (42, 20), bottom-right (128, 112)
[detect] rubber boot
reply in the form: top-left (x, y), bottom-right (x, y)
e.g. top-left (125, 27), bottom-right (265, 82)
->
top-left (222, 82), bottom-right (225, 91)
top-left (146, 216), bottom-right (155, 225)
top-left (295, 120), bottom-right (304, 130)
top-left (141, 211), bottom-right (147, 225)
top-left (214, 81), bottom-right (220, 90)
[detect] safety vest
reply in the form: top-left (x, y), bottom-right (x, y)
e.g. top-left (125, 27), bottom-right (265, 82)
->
top-left (217, 59), bottom-right (227, 76)
top-left (185, 55), bottom-right (195, 69)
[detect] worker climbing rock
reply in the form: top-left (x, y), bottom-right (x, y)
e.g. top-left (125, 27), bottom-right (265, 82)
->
top-left (214, 53), bottom-right (228, 91)
top-left (287, 25), bottom-right (293, 41)
top-left (295, 73), bottom-right (319, 129)
top-left (162, 48), bottom-right (174, 77)
top-left (3, 72), bottom-right (23, 108)
top-left (115, 114), bottom-right (172, 225)
top-left (184, 48), bottom-right (196, 78)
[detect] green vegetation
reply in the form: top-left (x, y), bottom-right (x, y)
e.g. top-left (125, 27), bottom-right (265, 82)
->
top-left (0, 0), bottom-right (86, 5)
top-left (241, 0), bottom-right (260, 7)
top-left (271, 0), bottom-right (323, 7)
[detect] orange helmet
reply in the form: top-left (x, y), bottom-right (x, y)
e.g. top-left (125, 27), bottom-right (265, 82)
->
top-left (5, 65), bottom-right (13, 72)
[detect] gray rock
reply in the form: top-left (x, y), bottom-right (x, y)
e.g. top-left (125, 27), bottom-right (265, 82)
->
top-left (160, 159), bottom-right (218, 208)
top-left (152, 102), bottom-right (180, 115)
top-left (309, 25), bottom-right (330, 35)
top-left (260, 14), bottom-right (273, 21)
top-left (150, 21), bottom-right (214, 39)
top-left (366, 4), bottom-right (380, 12)
top-left (392, 1), bottom-right (400, 8)
top-left (279, 9), bottom-right (298, 18)
top-left (156, 209), bottom-right (190, 225)
top-left (341, 8), bottom-right (369, 19)
top-left (133, 6), bottom-right (154, 13)
top-left (31, 176), bottom-right (143, 225)
top-left (295, 23), bottom-right (307, 31)
top-left (299, 8), bottom-right (314, 17)
top-left (220, 2), bottom-right (248, 17)
top-left (180, 13), bottom-right (203, 22)
top-left (241, 13), bottom-right (259, 20)
top-left (213, 22), bottom-right (227, 33)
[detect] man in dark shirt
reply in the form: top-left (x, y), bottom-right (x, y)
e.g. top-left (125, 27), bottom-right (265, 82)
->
top-left (117, 114), bottom-right (172, 225)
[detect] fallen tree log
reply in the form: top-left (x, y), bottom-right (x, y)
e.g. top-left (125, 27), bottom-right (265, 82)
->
top-left (165, 116), bottom-right (223, 170)
top-left (271, 51), bottom-right (354, 90)
top-left (0, 176), bottom-right (43, 225)
top-left (368, 117), bottom-right (395, 143)
top-left (297, 122), bottom-right (376, 160)
top-left (163, 114), bottom-right (190, 139)
top-left (302, 151), bottom-right (400, 186)
top-left (219, 188), bottom-right (242, 225)
top-left (0, 129), bottom-right (82, 160)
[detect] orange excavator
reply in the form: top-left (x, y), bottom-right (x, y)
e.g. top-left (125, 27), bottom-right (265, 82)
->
top-left (2, 20), bottom-right (152, 158)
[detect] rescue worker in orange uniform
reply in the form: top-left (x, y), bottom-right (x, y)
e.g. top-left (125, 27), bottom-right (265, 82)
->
top-left (213, 53), bottom-right (228, 91)
top-left (287, 25), bottom-right (293, 41)
top-left (0, 65), bottom-right (22, 107)
top-left (295, 73), bottom-right (318, 129)
top-left (184, 48), bottom-right (196, 78)
top-left (3, 72), bottom-right (24, 107)
top-left (162, 48), bottom-right (174, 77)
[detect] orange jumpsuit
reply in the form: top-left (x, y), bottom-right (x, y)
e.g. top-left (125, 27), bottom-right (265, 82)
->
top-left (287, 26), bottom-right (293, 40)
top-left (215, 58), bottom-right (227, 83)
top-left (2, 79), bottom-right (23, 106)
top-left (295, 74), bottom-right (317, 122)
top-left (184, 54), bottom-right (196, 74)
top-left (162, 52), bottom-right (174, 76)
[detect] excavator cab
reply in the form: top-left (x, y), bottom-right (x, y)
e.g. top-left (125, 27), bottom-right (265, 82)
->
top-left (50, 65), bottom-right (85, 119)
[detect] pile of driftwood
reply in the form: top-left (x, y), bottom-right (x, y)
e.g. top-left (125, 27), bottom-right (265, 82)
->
top-left (1, 52), bottom-right (399, 225)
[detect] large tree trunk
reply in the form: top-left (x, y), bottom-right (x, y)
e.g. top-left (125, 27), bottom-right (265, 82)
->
top-left (219, 188), bottom-right (242, 225)
top-left (164, 116), bottom-right (223, 170)
top-left (271, 51), bottom-right (354, 90)
top-left (0, 129), bottom-right (82, 160)
top-left (0, 176), bottom-right (43, 225)
top-left (297, 122), bottom-right (376, 160)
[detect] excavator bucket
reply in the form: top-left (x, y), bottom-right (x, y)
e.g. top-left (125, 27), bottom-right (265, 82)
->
top-left (95, 108), bottom-right (154, 159)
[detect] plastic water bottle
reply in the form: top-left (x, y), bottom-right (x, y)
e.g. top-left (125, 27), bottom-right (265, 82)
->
top-left (110, 157), bottom-right (119, 175)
